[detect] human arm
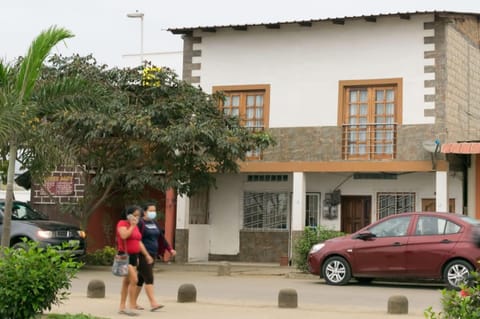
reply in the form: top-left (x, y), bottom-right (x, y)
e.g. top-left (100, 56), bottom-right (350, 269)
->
top-left (140, 242), bottom-right (154, 264)
top-left (118, 216), bottom-right (138, 240)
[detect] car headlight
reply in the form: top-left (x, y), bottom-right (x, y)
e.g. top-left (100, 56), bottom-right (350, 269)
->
top-left (77, 230), bottom-right (86, 239)
top-left (309, 243), bottom-right (325, 254)
top-left (37, 230), bottom-right (53, 239)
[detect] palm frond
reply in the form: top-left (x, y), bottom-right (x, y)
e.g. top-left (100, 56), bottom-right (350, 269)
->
top-left (15, 26), bottom-right (74, 102)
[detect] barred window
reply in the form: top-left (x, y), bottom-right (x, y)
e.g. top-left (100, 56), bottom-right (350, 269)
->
top-left (243, 192), bottom-right (288, 230)
top-left (377, 192), bottom-right (415, 220)
top-left (306, 193), bottom-right (320, 227)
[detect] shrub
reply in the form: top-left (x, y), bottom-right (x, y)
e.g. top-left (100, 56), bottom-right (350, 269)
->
top-left (83, 246), bottom-right (116, 266)
top-left (293, 226), bottom-right (344, 272)
top-left (425, 272), bottom-right (480, 319)
top-left (0, 241), bottom-right (82, 319)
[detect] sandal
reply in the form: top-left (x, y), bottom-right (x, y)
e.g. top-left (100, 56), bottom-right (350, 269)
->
top-left (133, 305), bottom-right (144, 310)
top-left (150, 305), bottom-right (164, 312)
top-left (118, 309), bottom-right (139, 316)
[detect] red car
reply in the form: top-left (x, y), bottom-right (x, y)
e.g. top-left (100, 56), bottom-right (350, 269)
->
top-left (307, 212), bottom-right (480, 288)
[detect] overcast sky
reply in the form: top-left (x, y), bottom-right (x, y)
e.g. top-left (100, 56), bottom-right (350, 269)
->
top-left (1, 0), bottom-right (479, 68)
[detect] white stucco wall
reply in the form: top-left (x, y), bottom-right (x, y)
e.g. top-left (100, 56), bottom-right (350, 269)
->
top-left (208, 172), bottom-right (463, 255)
top-left (194, 14), bottom-right (434, 127)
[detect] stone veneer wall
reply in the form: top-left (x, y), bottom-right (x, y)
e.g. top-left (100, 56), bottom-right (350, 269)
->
top-left (30, 166), bottom-right (85, 225)
top-left (238, 230), bottom-right (288, 263)
top-left (175, 229), bottom-right (189, 263)
top-left (443, 14), bottom-right (480, 143)
top-left (262, 124), bottom-right (441, 162)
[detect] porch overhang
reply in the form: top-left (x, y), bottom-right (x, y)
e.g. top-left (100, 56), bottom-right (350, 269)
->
top-left (441, 143), bottom-right (480, 154)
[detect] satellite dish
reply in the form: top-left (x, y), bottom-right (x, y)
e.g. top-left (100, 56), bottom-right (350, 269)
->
top-left (422, 140), bottom-right (440, 153)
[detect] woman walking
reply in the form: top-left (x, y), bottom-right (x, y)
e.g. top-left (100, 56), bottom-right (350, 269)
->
top-left (117, 205), bottom-right (153, 316)
top-left (133, 202), bottom-right (176, 312)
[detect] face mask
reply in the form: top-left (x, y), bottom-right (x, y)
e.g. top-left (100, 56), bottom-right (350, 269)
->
top-left (147, 211), bottom-right (157, 220)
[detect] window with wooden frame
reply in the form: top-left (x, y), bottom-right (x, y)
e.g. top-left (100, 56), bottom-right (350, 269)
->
top-left (213, 84), bottom-right (270, 160)
top-left (338, 79), bottom-right (402, 160)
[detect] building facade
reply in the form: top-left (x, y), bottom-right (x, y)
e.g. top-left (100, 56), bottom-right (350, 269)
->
top-left (169, 11), bottom-right (480, 263)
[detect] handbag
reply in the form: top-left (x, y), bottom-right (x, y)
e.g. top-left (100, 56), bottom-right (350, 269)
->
top-left (112, 237), bottom-right (129, 277)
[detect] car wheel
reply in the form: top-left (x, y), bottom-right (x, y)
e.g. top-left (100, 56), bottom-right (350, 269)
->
top-left (322, 256), bottom-right (351, 285)
top-left (443, 259), bottom-right (473, 289)
top-left (12, 241), bottom-right (29, 250)
top-left (355, 277), bottom-right (373, 284)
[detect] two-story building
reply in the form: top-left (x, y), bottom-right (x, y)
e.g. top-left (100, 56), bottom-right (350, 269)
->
top-left (168, 11), bottom-right (480, 263)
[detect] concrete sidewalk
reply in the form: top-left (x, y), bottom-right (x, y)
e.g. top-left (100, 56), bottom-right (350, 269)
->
top-left (46, 262), bottom-right (429, 319)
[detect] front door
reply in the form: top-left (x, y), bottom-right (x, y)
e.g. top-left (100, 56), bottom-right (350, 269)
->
top-left (341, 196), bottom-right (371, 234)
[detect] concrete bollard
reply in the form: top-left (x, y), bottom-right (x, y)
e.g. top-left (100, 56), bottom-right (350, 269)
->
top-left (388, 295), bottom-right (408, 314)
top-left (217, 261), bottom-right (231, 276)
top-left (278, 288), bottom-right (298, 308)
top-left (177, 283), bottom-right (197, 303)
top-left (87, 279), bottom-right (105, 298)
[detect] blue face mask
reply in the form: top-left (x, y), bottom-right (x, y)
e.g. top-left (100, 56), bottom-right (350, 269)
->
top-left (147, 211), bottom-right (157, 220)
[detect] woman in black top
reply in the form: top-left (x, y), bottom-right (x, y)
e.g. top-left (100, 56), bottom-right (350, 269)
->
top-left (132, 202), bottom-right (176, 312)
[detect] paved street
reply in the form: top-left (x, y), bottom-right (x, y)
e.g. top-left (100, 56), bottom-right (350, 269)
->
top-left (47, 263), bottom-right (444, 318)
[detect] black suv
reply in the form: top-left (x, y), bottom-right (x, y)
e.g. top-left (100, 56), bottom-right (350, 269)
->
top-left (0, 200), bottom-right (86, 256)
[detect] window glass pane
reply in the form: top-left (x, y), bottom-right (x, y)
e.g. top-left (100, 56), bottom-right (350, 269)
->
top-left (376, 90), bottom-right (384, 101)
top-left (232, 95), bottom-right (240, 107)
top-left (349, 117), bottom-right (357, 124)
top-left (350, 91), bottom-right (357, 102)
top-left (359, 131), bottom-right (366, 141)
top-left (359, 145), bottom-right (366, 154)
top-left (360, 104), bottom-right (368, 115)
top-left (232, 108), bottom-right (239, 116)
top-left (369, 216), bottom-right (411, 237)
top-left (386, 103), bottom-right (395, 115)
top-left (350, 105), bottom-right (358, 115)
top-left (376, 104), bottom-right (384, 115)
top-left (256, 95), bottom-right (263, 106)
top-left (385, 145), bottom-right (393, 154)
top-left (246, 108), bottom-right (254, 119)
top-left (386, 89), bottom-right (394, 101)
top-left (247, 95), bottom-right (255, 107)
top-left (359, 90), bottom-right (368, 102)
top-left (224, 96), bottom-right (231, 107)
top-left (256, 109), bottom-right (263, 118)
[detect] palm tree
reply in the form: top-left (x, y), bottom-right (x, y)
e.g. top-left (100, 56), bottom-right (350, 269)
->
top-left (0, 26), bottom-right (75, 248)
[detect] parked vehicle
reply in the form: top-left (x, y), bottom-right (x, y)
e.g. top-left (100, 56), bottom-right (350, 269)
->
top-left (307, 212), bottom-right (480, 289)
top-left (0, 200), bottom-right (86, 256)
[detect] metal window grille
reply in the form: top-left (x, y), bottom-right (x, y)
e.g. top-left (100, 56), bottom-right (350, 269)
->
top-left (243, 192), bottom-right (289, 230)
top-left (305, 193), bottom-right (320, 227)
top-left (377, 192), bottom-right (415, 220)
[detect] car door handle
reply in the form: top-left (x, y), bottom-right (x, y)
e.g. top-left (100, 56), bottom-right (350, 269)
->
top-left (392, 242), bottom-right (402, 246)
top-left (440, 239), bottom-right (452, 244)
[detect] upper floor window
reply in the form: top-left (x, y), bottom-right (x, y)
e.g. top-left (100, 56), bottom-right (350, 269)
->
top-left (338, 79), bottom-right (402, 160)
top-left (213, 84), bottom-right (270, 159)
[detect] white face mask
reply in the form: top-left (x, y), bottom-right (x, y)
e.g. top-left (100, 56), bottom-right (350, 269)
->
top-left (147, 211), bottom-right (157, 220)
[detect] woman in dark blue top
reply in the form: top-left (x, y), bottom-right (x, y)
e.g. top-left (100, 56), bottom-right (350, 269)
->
top-left (132, 202), bottom-right (176, 312)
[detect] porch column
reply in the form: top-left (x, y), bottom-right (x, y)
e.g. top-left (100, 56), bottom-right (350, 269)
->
top-left (291, 172), bottom-right (306, 231)
top-left (435, 171), bottom-right (448, 212)
top-left (176, 194), bottom-right (190, 229)
top-left (175, 194), bottom-right (190, 262)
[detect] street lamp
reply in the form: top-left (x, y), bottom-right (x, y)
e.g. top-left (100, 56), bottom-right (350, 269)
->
top-left (126, 11), bottom-right (144, 64)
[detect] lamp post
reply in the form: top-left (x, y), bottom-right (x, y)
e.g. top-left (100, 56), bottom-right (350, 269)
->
top-left (126, 11), bottom-right (144, 64)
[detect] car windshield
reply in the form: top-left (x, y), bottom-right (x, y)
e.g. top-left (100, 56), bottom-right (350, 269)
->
top-left (0, 202), bottom-right (48, 220)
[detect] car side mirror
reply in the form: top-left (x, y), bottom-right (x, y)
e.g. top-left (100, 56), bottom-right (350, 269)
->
top-left (353, 231), bottom-right (376, 240)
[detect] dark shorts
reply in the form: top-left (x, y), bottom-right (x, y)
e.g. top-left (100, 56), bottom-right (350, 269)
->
top-left (118, 252), bottom-right (139, 267)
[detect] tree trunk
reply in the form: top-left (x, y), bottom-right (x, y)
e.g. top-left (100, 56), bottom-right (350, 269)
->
top-left (1, 143), bottom-right (17, 248)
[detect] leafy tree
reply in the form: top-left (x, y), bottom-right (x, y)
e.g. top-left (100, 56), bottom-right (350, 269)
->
top-left (45, 55), bottom-right (274, 228)
top-left (0, 26), bottom-right (92, 248)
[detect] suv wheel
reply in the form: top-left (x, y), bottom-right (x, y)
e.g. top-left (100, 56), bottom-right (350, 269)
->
top-left (12, 241), bottom-right (29, 250)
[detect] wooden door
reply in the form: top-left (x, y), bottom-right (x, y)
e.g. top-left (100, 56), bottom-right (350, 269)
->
top-left (341, 196), bottom-right (371, 234)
